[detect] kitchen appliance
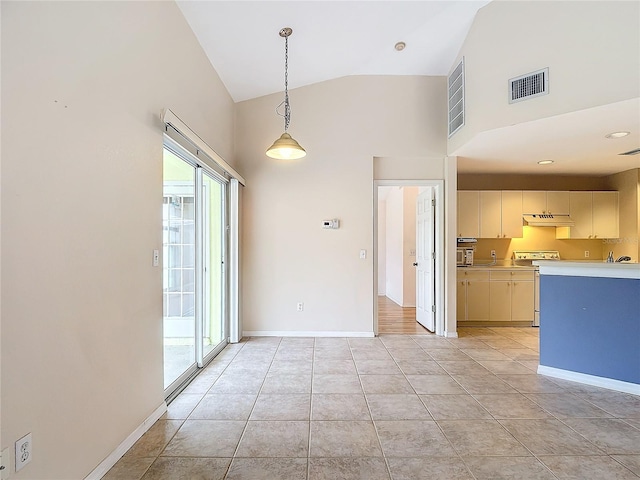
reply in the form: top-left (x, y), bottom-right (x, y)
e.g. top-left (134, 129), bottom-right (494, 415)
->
top-left (522, 214), bottom-right (575, 227)
top-left (512, 250), bottom-right (561, 327)
top-left (457, 247), bottom-right (474, 266)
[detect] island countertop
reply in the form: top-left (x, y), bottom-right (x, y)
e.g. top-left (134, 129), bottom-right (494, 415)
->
top-left (534, 260), bottom-right (640, 279)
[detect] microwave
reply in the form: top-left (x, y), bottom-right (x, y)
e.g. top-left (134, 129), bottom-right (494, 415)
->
top-left (457, 247), bottom-right (474, 266)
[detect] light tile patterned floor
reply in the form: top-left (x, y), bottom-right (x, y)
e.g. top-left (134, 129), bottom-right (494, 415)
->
top-left (104, 328), bottom-right (640, 479)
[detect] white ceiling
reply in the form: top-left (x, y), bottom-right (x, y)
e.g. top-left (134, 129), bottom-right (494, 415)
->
top-left (177, 0), bottom-right (489, 102)
top-left (177, 1), bottom-right (639, 177)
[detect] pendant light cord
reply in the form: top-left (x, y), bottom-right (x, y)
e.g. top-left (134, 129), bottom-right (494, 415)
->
top-left (276, 31), bottom-right (291, 132)
top-left (284, 34), bottom-right (290, 132)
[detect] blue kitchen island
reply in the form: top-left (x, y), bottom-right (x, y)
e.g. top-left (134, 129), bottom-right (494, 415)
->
top-left (535, 261), bottom-right (640, 395)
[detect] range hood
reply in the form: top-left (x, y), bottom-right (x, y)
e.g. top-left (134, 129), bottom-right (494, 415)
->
top-left (523, 213), bottom-right (575, 227)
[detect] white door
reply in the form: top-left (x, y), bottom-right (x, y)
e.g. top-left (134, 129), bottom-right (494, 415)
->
top-left (416, 188), bottom-right (435, 331)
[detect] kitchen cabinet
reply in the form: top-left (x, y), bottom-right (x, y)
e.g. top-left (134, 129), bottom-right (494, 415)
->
top-left (501, 191), bottom-right (524, 238)
top-left (522, 191), bottom-right (570, 215)
top-left (456, 270), bottom-right (490, 322)
top-left (457, 191), bottom-right (479, 238)
top-left (457, 268), bottom-right (534, 324)
top-left (556, 191), bottom-right (619, 239)
top-left (479, 191), bottom-right (522, 238)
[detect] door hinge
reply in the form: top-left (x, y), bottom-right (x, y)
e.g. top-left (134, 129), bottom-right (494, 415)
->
top-left (431, 305), bottom-right (436, 313)
top-left (431, 199), bottom-right (436, 206)
top-left (431, 251), bottom-right (436, 259)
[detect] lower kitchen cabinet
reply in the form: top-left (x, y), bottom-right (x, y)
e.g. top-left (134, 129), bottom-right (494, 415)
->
top-left (457, 268), bottom-right (534, 325)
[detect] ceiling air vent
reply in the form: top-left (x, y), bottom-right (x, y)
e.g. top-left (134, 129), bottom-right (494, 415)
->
top-left (509, 67), bottom-right (549, 104)
top-left (448, 58), bottom-right (465, 137)
top-left (619, 148), bottom-right (640, 156)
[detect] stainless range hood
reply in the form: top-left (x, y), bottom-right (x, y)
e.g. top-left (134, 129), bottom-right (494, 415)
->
top-left (523, 214), bottom-right (575, 227)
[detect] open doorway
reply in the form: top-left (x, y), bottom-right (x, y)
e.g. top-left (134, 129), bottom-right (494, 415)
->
top-left (374, 181), bottom-right (444, 336)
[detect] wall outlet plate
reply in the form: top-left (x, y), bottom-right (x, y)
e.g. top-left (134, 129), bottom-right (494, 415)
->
top-left (584, 250), bottom-right (590, 258)
top-left (296, 302), bottom-right (304, 312)
top-left (15, 432), bottom-right (32, 472)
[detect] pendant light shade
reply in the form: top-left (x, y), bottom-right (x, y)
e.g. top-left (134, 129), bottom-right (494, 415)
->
top-left (266, 27), bottom-right (306, 160)
top-left (266, 132), bottom-right (306, 159)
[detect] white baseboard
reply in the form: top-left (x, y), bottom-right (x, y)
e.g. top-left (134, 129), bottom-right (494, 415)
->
top-left (444, 331), bottom-right (459, 338)
top-left (84, 402), bottom-right (167, 480)
top-left (243, 330), bottom-right (375, 338)
top-left (538, 365), bottom-right (640, 396)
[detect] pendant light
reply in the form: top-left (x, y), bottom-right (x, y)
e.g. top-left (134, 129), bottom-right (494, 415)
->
top-left (266, 27), bottom-right (306, 160)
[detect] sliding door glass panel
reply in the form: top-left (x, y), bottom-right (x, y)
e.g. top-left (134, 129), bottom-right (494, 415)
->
top-left (202, 171), bottom-right (226, 359)
top-left (163, 148), bottom-right (197, 388)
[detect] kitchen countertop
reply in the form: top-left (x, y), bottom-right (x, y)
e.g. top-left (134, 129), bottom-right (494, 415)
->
top-left (457, 265), bottom-right (536, 270)
top-left (534, 260), bottom-right (640, 279)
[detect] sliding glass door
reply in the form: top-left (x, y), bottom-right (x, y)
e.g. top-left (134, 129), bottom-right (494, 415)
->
top-left (163, 143), bottom-right (228, 394)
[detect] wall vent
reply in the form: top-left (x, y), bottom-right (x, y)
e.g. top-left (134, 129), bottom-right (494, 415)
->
top-left (448, 58), bottom-right (465, 137)
top-left (619, 148), bottom-right (640, 156)
top-left (509, 67), bottom-right (549, 103)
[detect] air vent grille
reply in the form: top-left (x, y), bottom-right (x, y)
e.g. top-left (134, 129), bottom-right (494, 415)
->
top-left (619, 148), bottom-right (640, 156)
top-left (509, 68), bottom-right (549, 103)
top-left (448, 58), bottom-right (465, 137)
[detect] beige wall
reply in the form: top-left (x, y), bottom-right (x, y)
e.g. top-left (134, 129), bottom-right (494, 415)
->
top-left (1, 2), bottom-right (235, 478)
top-left (603, 168), bottom-right (640, 262)
top-left (457, 174), bottom-right (608, 191)
top-left (449, 1), bottom-right (640, 153)
top-left (235, 76), bottom-right (447, 334)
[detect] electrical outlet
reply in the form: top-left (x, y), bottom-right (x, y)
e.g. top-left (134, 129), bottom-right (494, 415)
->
top-left (490, 250), bottom-right (496, 257)
top-left (296, 302), bottom-right (304, 312)
top-left (584, 250), bottom-right (590, 258)
top-left (15, 433), bottom-right (32, 472)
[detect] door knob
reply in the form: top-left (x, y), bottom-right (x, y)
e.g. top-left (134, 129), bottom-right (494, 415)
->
top-left (413, 262), bottom-right (418, 266)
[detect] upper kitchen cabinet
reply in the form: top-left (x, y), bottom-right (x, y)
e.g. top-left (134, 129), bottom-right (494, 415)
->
top-left (522, 191), bottom-right (570, 215)
top-left (556, 191), bottom-right (619, 239)
top-left (457, 191), bottom-right (480, 238)
top-left (479, 190), bottom-right (523, 238)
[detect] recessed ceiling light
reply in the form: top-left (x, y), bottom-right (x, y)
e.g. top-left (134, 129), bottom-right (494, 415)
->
top-left (394, 42), bottom-right (406, 51)
top-left (537, 160), bottom-right (554, 165)
top-left (605, 131), bottom-right (630, 139)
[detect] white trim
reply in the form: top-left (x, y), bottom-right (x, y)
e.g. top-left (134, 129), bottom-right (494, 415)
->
top-left (243, 331), bottom-right (375, 338)
top-left (229, 179), bottom-right (240, 343)
top-left (444, 331), bottom-right (459, 338)
top-left (373, 179), bottom-right (445, 337)
top-left (536, 261), bottom-right (640, 279)
top-left (162, 108), bottom-right (245, 186)
top-left (84, 403), bottom-right (167, 480)
top-left (538, 365), bottom-right (640, 396)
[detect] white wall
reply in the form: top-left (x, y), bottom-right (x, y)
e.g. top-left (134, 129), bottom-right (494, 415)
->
top-left (402, 187), bottom-right (418, 307)
top-left (1, 2), bottom-right (236, 478)
top-left (235, 76), bottom-right (448, 335)
top-left (449, 1), bottom-right (640, 153)
top-left (385, 188), bottom-right (404, 305)
top-left (377, 198), bottom-right (386, 296)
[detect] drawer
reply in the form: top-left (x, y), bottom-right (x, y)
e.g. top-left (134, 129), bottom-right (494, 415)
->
top-left (490, 270), bottom-right (534, 281)
top-left (458, 270), bottom-right (490, 281)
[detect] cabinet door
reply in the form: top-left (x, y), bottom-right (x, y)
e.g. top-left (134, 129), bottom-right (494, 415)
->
top-left (457, 191), bottom-right (480, 238)
top-left (489, 281), bottom-right (511, 321)
top-left (568, 191), bottom-right (593, 239)
top-left (546, 191), bottom-right (570, 215)
top-left (479, 191), bottom-right (502, 238)
top-left (466, 280), bottom-right (490, 321)
top-left (522, 191), bottom-right (546, 214)
top-left (511, 280), bottom-right (534, 322)
top-left (501, 191), bottom-right (523, 238)
top-left (456, 280), bottom-right (467, 321)
top-left (592, 191), bottom-right (618, 239)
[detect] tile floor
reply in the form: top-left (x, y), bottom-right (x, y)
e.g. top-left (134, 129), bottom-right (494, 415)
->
top-left (104, 327), bottom-right (640, 479)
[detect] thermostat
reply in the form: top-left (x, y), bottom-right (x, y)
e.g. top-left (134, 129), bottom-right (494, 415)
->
top-left (322, 219), bottom-right (340, 229)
